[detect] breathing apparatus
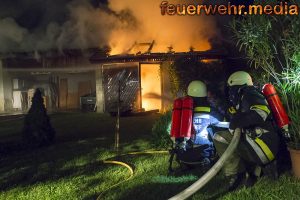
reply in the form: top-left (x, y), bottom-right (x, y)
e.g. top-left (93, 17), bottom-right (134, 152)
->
top-left (227, 71), bottom-right (290, 139)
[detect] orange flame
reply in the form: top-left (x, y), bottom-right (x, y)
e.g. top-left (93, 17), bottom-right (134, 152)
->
top-left (140, 64), bottom-right (161, 111)
top-left (107, 0), bottom-right (216, 55)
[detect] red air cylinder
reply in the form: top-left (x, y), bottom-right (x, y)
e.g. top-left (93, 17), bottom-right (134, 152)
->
top-left (262, 83), bottom-right (290, 129)
top-left (170, 98), bottom-right (182, 138)
top-left (180, 96), bottom-right (193, 138)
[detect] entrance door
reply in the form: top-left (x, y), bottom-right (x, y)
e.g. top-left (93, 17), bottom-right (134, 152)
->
top-left (140, 64), bottom-right (162, 111)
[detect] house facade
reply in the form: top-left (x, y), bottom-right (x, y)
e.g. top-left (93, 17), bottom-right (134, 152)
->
top-left (0, 49), bottom-right (226, 114)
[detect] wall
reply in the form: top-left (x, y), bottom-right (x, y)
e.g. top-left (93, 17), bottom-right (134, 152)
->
top-left (0, 61), bottom-right (12, 112)
top-left (160, 61), bottom-right (173, 112)
top-left (3, 71), bottom-right (96, 112)
top-left (3, 69), bottom-right (13, 111)
top-left (3, 54), bottom-right (100, 112)
top-left (95, 68), bottom-right (104, 113)
top-left (58, 72), bottom-right (95, 110)
top-left (0, 60), bottom-right (4, 112)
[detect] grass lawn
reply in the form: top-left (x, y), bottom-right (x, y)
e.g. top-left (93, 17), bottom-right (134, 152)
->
top-left (0, 112), bottom-right (300, 200)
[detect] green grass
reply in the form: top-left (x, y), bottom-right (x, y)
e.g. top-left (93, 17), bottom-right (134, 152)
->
top-left (0, 113), bottom-right (300, 200)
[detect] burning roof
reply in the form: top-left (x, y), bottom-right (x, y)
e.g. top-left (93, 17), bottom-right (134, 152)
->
top-left (90, 49), bottom-right (228, 64)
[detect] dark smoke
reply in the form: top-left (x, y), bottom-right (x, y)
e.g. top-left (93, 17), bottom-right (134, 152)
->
top-left (0, 0), bottom-right (223, 53)
top-left (0, 0), bottom-right (117, 52)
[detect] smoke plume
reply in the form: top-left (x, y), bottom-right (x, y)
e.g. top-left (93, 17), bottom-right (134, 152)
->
top-left (108, 0), bottom-right (218, 54)
top-left (0, 0), bottom-right (219, 54)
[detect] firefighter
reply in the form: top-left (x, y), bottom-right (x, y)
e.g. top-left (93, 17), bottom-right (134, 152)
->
top-left (186, 81), bottom-right (223, 157)
top-left (169, 80), bottom-right (223, 170)
top-left (213, 71), bottom-right (280, 191)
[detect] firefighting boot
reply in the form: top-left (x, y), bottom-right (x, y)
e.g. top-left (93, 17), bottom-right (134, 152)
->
top-left (227, 172), bottom-right (246, 191)
top-left (244, 164), bottom-right (260, 188)
top-left (263, 160), bottom-right (279, 180)
top-left (245, 173), bottom-right (257, 188)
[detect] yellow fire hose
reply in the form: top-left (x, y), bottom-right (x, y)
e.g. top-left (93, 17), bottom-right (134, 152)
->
top-left (97, 150), bottom-right (169, 200)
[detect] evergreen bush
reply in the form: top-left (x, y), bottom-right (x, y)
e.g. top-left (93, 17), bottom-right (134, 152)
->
top-left (22, 89), bottom-right (56, 147)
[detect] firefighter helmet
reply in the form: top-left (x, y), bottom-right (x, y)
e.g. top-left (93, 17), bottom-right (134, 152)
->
top-left (227, 71), bottom-right (253, 86)
top-left (187, 80), bottom-right (207, 97)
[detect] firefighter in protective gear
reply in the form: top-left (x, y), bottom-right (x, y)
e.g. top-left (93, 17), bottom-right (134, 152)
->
top-left (187, 81), bottom-right (222, 158)
top-left (213, 71), bottom-right (280, 191)
top-left (187, 80), bottom-right (207, 97)
top-left (169, 80), bottom-right (223, 171)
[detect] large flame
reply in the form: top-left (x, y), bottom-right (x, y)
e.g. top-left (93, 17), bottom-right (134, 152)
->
top-left (140, 64), bottom-right (162, 111)
top-left (0, 0), bottom-right (217, 53)
top-left (108, 0), bottom-right (216, 55)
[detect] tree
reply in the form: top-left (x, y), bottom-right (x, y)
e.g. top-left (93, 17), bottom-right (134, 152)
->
top-left (22, 89), bottom-right (56, 147)
top-left (230, 0), bottom-right (300, 147)
top-left (167, 56), bottom-right (226, 97)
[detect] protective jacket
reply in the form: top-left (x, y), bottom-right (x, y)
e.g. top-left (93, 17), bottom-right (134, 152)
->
top-left (190, 97), bottom-right (223, 157)
top-left (229, 86), bottom-right (279, 165)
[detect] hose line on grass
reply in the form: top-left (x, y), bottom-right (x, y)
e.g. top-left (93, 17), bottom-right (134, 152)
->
top-left (103, 160), bottom-right (134, 176)
top-left (97, 150), bottom-right (169, 200)
top-left (168, 128), bottom-right (241, 200)
top-left (97, 160), bottom-right (134, 200)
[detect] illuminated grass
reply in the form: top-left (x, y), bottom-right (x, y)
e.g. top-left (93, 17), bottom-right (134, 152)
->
top-left (0, 113), bottom-right (300, 200)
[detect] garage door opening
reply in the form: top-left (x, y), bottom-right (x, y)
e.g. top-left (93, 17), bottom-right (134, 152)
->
top-left (140, 64), bottom-right (162, 111)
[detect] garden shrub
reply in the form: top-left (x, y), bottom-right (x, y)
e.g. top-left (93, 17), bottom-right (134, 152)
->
top-left (151, 111), bottom-right (172, 149)
top-left (22, 89), bottom-right (56, 147)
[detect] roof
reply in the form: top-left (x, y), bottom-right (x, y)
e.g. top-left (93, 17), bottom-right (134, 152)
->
top-left (90, 50), bottom-right (228, 64)
top-left (1, 48), bottom-right (104, 69)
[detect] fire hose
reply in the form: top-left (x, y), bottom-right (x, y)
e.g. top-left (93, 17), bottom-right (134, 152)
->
top-left (97, 128), bottom-right (240, 199)
top-left (168, 128), bottom-right (241, 200)
top-left (97, 150), bottom-right (169, 200)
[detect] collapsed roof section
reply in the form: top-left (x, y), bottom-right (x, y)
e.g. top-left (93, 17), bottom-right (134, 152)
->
top-left (1, 41), bottom-right (228, 68)
top-left (91, 41), bottom-right (227, 64)
top-left (90, 49), bottom-right (228, 64)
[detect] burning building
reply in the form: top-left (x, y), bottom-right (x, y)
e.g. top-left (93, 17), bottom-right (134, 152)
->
top-left (0, 0), bottom-right (227, 114)
top-left (91, 42), bottom-right (227, 114)
top-left (0, 44), bottom-right (227, 114)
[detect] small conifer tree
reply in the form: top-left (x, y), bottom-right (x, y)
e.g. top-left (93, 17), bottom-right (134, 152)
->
top-left (22, 88), bottom-right (55, 147)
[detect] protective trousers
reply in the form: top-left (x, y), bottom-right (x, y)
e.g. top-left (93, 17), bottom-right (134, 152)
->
top-left (213, 130), bottom-right (244, 176)
top-left (213, 130), bottom-right (265, 176)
